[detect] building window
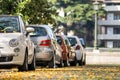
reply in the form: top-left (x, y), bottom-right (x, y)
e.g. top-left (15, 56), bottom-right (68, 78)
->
top-left (114, 14), bottom-right (120, 20)
top-left (113, 41), bottom-right (120, 48)
top-left (99, 41), bottom-right (106, 47)
top-left (100, 26), bottom-right (107, 34)
top-left (114, 27), bottom-right (120, 34)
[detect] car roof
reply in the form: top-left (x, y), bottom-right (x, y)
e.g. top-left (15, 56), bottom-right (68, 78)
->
top-left (56, 34), bottom-right (68, 39)
top-left (68, 36), bottom-right (81, 43)
top-left (0, 15), bottom-right (20, 17)
top-left (26, 24), bottom-right (52, 29)
top-left (26, 24), bottom-right (50, 27)
top-left (67, 36), bottom-right (79, 39)
top-left (79, 38), bottom-right (84, 40)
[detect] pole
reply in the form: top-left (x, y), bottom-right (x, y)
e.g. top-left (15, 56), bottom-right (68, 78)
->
top-left (94, 10), bottom-right (98, 50)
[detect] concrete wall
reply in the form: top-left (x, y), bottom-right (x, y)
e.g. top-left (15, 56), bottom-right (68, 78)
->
top-left (86, 52), bottom-right (120, 65)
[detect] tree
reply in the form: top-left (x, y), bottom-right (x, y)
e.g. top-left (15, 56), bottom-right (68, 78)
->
top-left (0, 0), bottom-right (18, 14)
top-left (22, 0), bottom-right (57, 25)
top-left (0, 0), bottom-right (57, 25)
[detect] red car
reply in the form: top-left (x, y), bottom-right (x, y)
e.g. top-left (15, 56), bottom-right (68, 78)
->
top-left (56, 35), bottom-right (70, 66)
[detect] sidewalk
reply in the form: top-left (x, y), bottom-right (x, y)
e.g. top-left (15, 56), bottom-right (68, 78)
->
top-left (85, 48), bottom-right (120, 65)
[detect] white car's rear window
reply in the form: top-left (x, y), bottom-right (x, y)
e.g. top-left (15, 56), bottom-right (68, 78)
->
top-left (68, 37), bottom-right (77, 46)
top-left (30, 27), bottom-right (47, 37)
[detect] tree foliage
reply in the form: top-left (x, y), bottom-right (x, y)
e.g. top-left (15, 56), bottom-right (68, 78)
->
top-left (0, 0), bottom-right (57, 25)
top-left (49, 0), bottom-right (104, 24)
top-left (22, 0), bottom-right (57, 25)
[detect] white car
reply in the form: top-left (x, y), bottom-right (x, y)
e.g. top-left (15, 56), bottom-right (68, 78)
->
top-left (79, 38), bottom-right (86, 48)
top-left (68, 36), bottom-right (86, 66)
top-left (0, 15), bottom-right (36, 71)
top-left (27, 25), bottom-right (63, 68)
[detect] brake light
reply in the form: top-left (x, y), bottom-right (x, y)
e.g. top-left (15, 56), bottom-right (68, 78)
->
top-left (40, 40), bottom-right (51, 46)
top-left (75, 45), bottom-right (80, 50)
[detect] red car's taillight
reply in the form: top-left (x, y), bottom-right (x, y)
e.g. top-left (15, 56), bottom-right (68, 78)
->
top-left (75, 45), bottom-right (80, 50)
top-left (39, 40), bottom-right (51, 46)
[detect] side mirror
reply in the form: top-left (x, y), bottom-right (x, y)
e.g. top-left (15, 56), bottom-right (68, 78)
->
top-left (26, 27), bottom-right (34, 33)
top-left (26, 27), bottom-right (34, 36)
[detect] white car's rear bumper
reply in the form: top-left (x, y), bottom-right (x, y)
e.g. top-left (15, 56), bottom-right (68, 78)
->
top-left (36, 50), bottom-right (53, 61)
top-left (75, 50), bottom-right (82, 61)
top-left (36, 47), bottom-right (54, 61)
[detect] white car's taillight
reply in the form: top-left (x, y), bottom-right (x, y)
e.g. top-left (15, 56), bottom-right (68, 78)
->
top-left (39, 40), bottom-right (51, 46)
top-left (9, 39), bottom-right (19, 47)
top-left (75, 45), bottom-right (80, 50)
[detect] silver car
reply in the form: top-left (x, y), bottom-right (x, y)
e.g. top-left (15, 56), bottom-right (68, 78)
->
top-left (0, 15), bottom-right (36, 71)
top-left (27, 25), bottom-right (63, 68)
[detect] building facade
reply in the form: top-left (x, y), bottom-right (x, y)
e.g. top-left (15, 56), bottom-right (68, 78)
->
top-left (98, 0), bottom-right (120, 48)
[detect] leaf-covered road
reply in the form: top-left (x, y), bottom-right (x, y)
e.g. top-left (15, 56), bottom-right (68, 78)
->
top-left (0, 66), bottom-right (120, 80)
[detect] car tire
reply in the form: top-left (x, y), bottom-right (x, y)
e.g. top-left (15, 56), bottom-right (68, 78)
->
top-left (57, 59), bottom-right (63, 67)
top-left (28, 53), bottom-right (36, 71)
top-left (78, 55), bottom-right (83, 66)
top-left (82, 54), bottom-right (86, 65)
top-left (18, 51), bottom-right (28, 71)
top-left (48, 54), bottom-right (55, 68)
top-left (70, 58), bottom-right (77, 66)
top-left (64, 57), bottom-right (69, 67)
top-left (82, 60), bottom-right (86, 65)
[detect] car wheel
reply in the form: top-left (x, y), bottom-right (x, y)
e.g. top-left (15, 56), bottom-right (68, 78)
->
top-left (82, 54), bottom-right (86, 65)
top-left (48, 54), bottom-right (56, 68)
top-left (18, 52), bottom-right (28, 71)
top-left (82, 60), bottom-right (86, 65)
top-left (57, 59), bottom-right (63, 67)
top-left (70, 58), bottom-right (77, 66)
top-left (28, 53), bottom-right (36, 70)
top-left (78, 55), bottom-right (83, 66)
top-left (64, 57), bottom-right (69, 67)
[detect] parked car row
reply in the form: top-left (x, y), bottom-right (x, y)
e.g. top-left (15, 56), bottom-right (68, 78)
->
top-left (0, 15), bottom-right (86, 72)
